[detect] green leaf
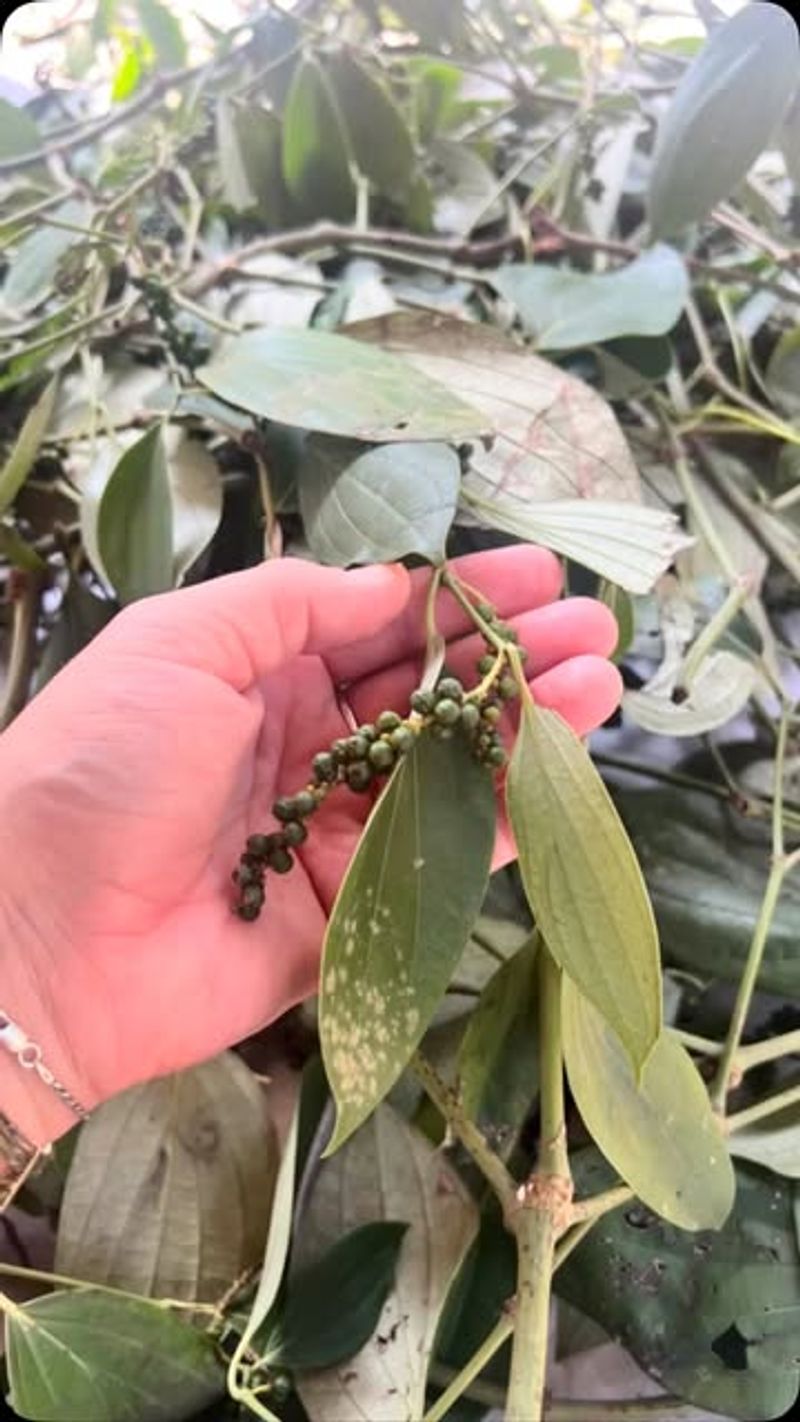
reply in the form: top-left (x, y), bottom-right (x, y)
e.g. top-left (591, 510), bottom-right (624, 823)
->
top-left (408, 57), bottom-right (464, 144)
top-left (137, 0), bottom-right (186, 68)
top-left (0, 377), bottom-right (58, 518)
top-left (598, 579), bottom-right (635, 661)
top-left (432, 139), bottom-right (504, 235)
top-left (325, 50), bottom-right (416, 197)
top-left (507, 699), bottom-right (661, 1072)
top-left (1, 200), bottom-right (92, 315)
top-left (730, 1108), bottom-right (800, 1181)
top-left (766, 327), bottom-right (800, 419)
top-left (648, 5), bottom-right (800, 237)
top-left (35, 578), bottom-right (117, 691)
top-left (781, 89), bottom-right (800, 191)
top-left (165, 427), bottom-right (223, 584)
top-left (611, 781), bottom-right (800, 999)
top-left (471, 496), bottom-right (691, 596)
top-left (295, 1104), bottom-right (478, 1421)
top-left (563, 978), bottom-right (734, 1230)
top-left (5, 1290), bottom-right (223, 1422)
top-left (55, 1054), bottom-right (277, 1303)
top-left (491, 245), bottom-right (688, 350)
top-left (624, 649), bottom-right (757, 736)
top-left (594, 335), bottom-right (674, 399)
top-left (557, 1156), bottom-right (800, 1421)
top-left (282, 55), bottom-right (355, 221)
top-left (95, 424), bottom-right (173, 603)
top-left (390, 0), bottom-right (467, 49)
top-left (0, 98), bottom-right (41, 161)
top-left (197, 327), bottom-right (486, 443)
top-left (457, 935), bottom-right (539, 1140)
top-left (268, 1222), bottom-right (408, 1370)
top-left (298, 437), bottom-right (460, 566)
top-left (0, 519), bottom-right (46, 573)
top-left (321, 731), bottom-right (495, 1152)
top-left (111, 36), bottom-right (143, 103)
top-left (215, 98), bottom-right (258, 213)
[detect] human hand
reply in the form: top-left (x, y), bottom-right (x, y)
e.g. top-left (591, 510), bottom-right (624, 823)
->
top-left (0, 547), bottom-right (620, 1145)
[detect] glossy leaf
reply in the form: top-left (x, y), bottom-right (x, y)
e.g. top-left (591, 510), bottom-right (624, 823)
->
top-left (5, 1290), bottom-right (223, 1421)
top-left (432, 139), bottom-right (504, 234)
top-left (457, 934), bottom-right (539, 1140)
top-left (111, 36), bottom-right (143, 103)
top-left (563, 978), bottom-right (734, 1230)
top-left (1, 200), bottom-right (91, 314)
top-left (0, 377), bottom-right (58, 517)
top-left (282, 55), bottom-right (355, 221)
top-left (0, 98), bottom-right (41, 161)
top-left (648, 5), bottom-right (800, 237)
top-left (558, 1156), bottom-right (800, 1421)
top-left (321, 731), bottom-right (495, 1151)
top-left (325, 50), bottom-right (416, 197)
top-left (295, 1103), bottom-right (478, 1421)
top-left (55, 1054), bottom-right (277, 1302)
top-left (232, 1100), bottom-right (298, 1378)
top-left (507, 698), bottom-right (661, 1071)
top-left (95, 424), bottom-right (173, 603)
top-left (492, 245), bottom-right (688, 349)
top-left (166, 427), bottom-right (223, 584)
top-left (137, 0), bottom-right (187, 68)
top-left (215, 98), bottom-right (258, 213)
top-left (598, 580), bottom-right (635, 661)
top-left (611, 782), bottom-right (800, 998)
top-left (730, 1108), bottom-right (800, 1180)
top-left (299, 437), bottom-right (460, 566)
top-left (625, 650), bottom-right (757, 737)
top-left (197, 327), bottom-right (485, 443)
top-left (35, 578), bottom-right (117, 690)
top-left (268, 1222), bottom-right (408, 1369)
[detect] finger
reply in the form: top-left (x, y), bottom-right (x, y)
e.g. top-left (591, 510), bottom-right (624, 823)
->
top-left (95, 560), bottom-right (411, 689)
top-left (345, 598), bottom-right (617, 718)
top-left (327, 544), bottom-right (562, 683)
top-left (531, 655), bottom-right (623, 736)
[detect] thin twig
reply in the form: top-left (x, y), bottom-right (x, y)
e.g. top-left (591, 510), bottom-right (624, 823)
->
top-left (1, 568), bottom-right (47, 730)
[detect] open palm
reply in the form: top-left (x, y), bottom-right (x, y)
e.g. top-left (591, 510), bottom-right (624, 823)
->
top-left (0, 547), bottom-right (619, 1125)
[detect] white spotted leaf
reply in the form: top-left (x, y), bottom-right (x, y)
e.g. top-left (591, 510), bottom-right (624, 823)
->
top-left (320, 731), bottom-right (495, 1152)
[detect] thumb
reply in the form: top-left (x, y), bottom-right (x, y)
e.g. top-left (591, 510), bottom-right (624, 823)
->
top-left (104, 559), bottom-right (412, 687)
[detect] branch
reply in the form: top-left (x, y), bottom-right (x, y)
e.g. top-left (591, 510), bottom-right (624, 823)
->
top-left (1, 567), bottom-right (47, 730)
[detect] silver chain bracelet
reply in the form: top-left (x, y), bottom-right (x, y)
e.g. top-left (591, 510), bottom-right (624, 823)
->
top-left (0, 1008), bottom-right (90, 1122)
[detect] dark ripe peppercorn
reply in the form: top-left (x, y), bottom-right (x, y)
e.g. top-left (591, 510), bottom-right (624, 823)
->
top-left (461, 702), bottom-right (481, 733)
top-left (293, 790), bottom-right (317, 818)
top-left (390, 725), bottom-right (416, 754)
top-left (267, 845), bottom-right (293, 873)
top-left (242, 882), bottom-right (265, 908)
top-left (368, 739), bottom-right (395, 771)
top-left (477, 654), bottom-right (496, 675)
top-left (273, 797), bottom-right (296, 822)
top-left (437, 677), bottom-right (464, 703)
top-left (345, 734), bottom-right (370, 761)
top-left (282, 820), bottom-right (308, 847)
top-left (312, 751), bottom-right (337, 783)
top-left (434, 698), bottom-right (461, 726)
top-left (236, 901), bottom-right (261, 921)
top-left (376, 709), bottom-right (402, 732)
top-left (331, 738), bottom-right (350, 761)
top-left (346, 761), bottom-right (373, 792)
top-left (233, 862), bottom-right (260, 886)
top-left (410, 688), bottom-right (435, 715)
top-left (498, 677), bottom-right (519, 701)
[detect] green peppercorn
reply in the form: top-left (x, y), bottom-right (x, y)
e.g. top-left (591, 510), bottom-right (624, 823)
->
top-left (477, 654), bottom-right (496, 675)
top-left (434, 698), bottom-right (461, 726)
top-left (410, 688), bottom-right (435, 715)
top-left (312, 751), bottom-right (337, 783)
top-left (234, 862), bottom-right (260, 886)
top-left (390, 725), bottom-right (416, 754)
top-left (461, 702), bottom-right (481, 733)
top-left (476, 601), bottom-right (495, 620)
top-left (486, 744), bottom-right (507, 768)
top-left (359, 723), bottom-right (377, 742)
top-left (376, 709), bottom-right (402, 732)
top-left (498, 677), bottom-right (519, 701)
top-left (282, 820), bottom-right (308, 847)
top-left (345, 734), bottom-right (370, 761)
top-left (346, 761), bottom-right (373, 792)
top-left (246, 833), bottom-right (272, 857)
top-left (273, 796), bottom-right (296, 822)
top-left (267, 845), bottom-right (294, 873)
top-left (437, 677), bottom-right (464, 703)
top-left (331, 738), bottom-right (350, 762)
top-left (368, 739), bottom-right (396, 771)
top-left (517, 646), bottom-right (529, 663)
top-left (496, 623), bottom-right (519, 643)
top-left (432, 723), bottom-right (455, 740)
top-left (236, 901), bottom-right (261, 921)
top-left (482, 703), bottom-right (502, 724)
top-left (241, 882), bottom-right (265, 908)
top-left (293, 789), bottom-right (317, 818)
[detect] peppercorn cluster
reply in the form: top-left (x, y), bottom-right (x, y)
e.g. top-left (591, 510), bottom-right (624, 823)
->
top-left (232, 596), bottom-right (526, 921)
